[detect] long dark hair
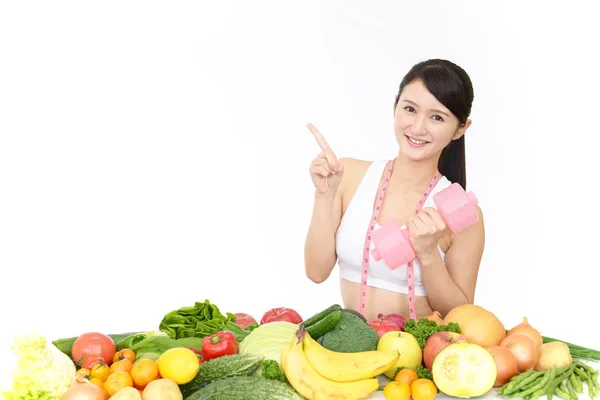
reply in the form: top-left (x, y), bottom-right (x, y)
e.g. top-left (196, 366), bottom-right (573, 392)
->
top-left (393, 59), bottom-right (474, 189)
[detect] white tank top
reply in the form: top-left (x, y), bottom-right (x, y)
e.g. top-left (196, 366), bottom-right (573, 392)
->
top-left (335, 160), bottom-right (452, 296)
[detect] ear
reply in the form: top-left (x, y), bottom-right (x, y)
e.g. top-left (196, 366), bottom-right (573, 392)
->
top-left (453, 119), bottom-right (472, 140)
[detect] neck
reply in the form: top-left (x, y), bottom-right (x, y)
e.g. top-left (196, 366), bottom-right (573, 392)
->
top-left (390, 152), bottom-right (440, 192)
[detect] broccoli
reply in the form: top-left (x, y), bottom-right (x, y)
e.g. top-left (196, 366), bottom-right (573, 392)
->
top-left (319, 310), bottom-right (379, 353)
top-left (261, 359), bottom-right (288, 384)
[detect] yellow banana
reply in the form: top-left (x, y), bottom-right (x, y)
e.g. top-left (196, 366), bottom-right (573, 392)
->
top-left (281, 327), bottom-right (380, 400)
top-left (303, 330), bottom-right (399, 382)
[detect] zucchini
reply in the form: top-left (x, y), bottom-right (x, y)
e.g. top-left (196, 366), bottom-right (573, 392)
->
top-left (306, 309), bottom-right (342, 339)
top-left (179, 353), bottom-right (263, 398)
top-left (303, 304), bottom-right (342, 327)
top-left (52, 332), bottom-right (142, 359)
top-left (186, 376), bottom-right (303, 400)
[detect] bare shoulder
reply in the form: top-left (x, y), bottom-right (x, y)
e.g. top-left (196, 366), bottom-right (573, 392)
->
top-left (338, 157), bottom-right (372, 186)
top-left (338, 158), bottom-right (375, 214)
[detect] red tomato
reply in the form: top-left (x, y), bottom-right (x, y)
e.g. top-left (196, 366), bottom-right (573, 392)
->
top-left (260, 307), bottom-right (303, 324)
top-left (233, 313), bottom-right (258, 329)
top-left (72, 332), bottom-right (116, 366)
top-left (80, 353), bottom-right (106, 370)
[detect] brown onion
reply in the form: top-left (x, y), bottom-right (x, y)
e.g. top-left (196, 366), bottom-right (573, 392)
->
top-left (61, 376), bottom-right (107, 400)
top-left (486, 345), bottom-right (520, 386)
top-left (500, 334), bottom-right (538, 372)
top-left (507, 317), bottom-right (543, 348)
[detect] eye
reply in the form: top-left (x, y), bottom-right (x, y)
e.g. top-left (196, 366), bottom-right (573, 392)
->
top-left (403, 106), bottom-right (415, 113)
top-left (432, 115), bottom-right (444, 122)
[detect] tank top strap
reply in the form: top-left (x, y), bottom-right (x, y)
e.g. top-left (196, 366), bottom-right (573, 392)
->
top-left (349, 160), bottom-right (390, 208)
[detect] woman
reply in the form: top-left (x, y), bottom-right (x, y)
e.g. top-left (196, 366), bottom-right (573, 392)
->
top-left (304, 59), bottom-right (485, 322)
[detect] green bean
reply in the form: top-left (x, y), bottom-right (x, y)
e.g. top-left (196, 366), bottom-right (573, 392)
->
top-left (513, 366), bottom-right (556, 398)
top-left (566, 377), bottom-right (578, 400)
top-left (570, 372), bottom-right (583, 393)
top-left (555, 383), bottom-right (571, 400)
top-left (547, 365), bottom-right (576, 400)
top-left (588, 372), bottom-right (600, 399)
top-left (503, 371), bottom-right (545, 395)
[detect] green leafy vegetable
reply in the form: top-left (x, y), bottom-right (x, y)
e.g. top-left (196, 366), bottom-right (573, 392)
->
top-left (261, 359), bottom-right (289, 384)
top-left (238, 321), bottom-right (299, 361)
top-left (417, 365), bottom-right (433, 380)
top-left (2, 334), bottom-right (76, 400)
top-left (129, 336), bottom-right (205, 360)
top-left (159, 299), bottom-right (236, 339)
top-left (403, 318), bottom-right (461, 348)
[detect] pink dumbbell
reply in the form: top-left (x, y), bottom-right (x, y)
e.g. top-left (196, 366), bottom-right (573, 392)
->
top-left (371, 183), bottom-right (479, 270)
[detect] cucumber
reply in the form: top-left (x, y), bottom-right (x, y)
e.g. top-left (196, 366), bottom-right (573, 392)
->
top-left (52, 332), bottom-right (142, 359)
top-left (179, 353), bottom-right (263, 398)
top-left (303, 304), bottom-right (342, 327)
top-left (186, 376), bottom-right (303, 400)
top-left (306, 309), bottom-right (342, 339)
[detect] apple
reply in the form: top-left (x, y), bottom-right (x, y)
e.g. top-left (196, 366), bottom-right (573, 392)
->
top-left (233, 313), bottom-right (258, 329)
top-left (368, 319), bottom-right (401, 338)
top-left (377, 313), bottom-right (408, 331)
top-left (377, 331), bottom-right (423, 379)
top-left (423, 331), bottom-right (468, 370)
top-left (260, 307), bottom-right (303, 324)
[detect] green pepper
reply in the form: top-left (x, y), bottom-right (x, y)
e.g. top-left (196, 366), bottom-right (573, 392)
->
top-left (221, 321), bottom-right (254, 342)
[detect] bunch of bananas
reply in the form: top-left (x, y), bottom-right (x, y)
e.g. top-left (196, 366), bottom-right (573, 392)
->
top-left (280, 326), bottom-right (399, 400)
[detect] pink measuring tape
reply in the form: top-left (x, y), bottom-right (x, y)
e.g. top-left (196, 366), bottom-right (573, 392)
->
top-left (359, 159), bottom-right (440, 320)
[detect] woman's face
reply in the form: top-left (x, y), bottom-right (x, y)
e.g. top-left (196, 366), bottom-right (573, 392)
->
top-left (394, 79), bottom-right (470, 161)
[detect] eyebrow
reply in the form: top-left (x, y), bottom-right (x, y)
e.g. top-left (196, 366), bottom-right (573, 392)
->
top-left (402, 99), bottom-right (450, 117)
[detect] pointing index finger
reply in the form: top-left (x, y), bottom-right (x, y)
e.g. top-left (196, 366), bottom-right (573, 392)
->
top-left (307, 123), bottom-right (335, 154)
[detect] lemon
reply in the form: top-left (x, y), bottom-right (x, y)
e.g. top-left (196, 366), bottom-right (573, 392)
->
top-left (156, 347), bottom-right (200, 384)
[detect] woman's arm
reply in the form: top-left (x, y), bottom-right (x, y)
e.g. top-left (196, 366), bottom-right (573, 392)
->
top-left (418, 205), bottom-right (485, 317)
top-left (303, 159), bottom-right (349, 283)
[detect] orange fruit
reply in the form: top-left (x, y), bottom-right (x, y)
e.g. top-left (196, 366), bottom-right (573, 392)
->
top-left (113, 349), bottom-right (136, 364)
top-left (411, 378), bottom-right (438, 400)
top-left (104, 371), bottom-right (133, 397)
top-left (110, 358), bottom-right (133, 374)
top-left (75, 368), bottom-right (90, 379)
top-left (90, 362), bottom-right (111, 381)
top-left (131, 359), bottom-right (159, 388)
top-left (395, 368), bottom-right (419, 386)
top-left (383, 381), bottom-right (411, 400)
top-left (88, 377), bottom-right (104, 389)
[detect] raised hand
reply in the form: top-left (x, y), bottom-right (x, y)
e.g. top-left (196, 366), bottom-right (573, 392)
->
top-left (307, 123), bottom-right (344, 197)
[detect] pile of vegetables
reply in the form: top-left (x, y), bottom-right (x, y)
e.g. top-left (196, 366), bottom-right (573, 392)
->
top-left (4, 298), bottom-right (600, 400)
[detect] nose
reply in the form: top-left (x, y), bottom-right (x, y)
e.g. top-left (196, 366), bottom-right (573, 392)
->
top-left (410, 114), bottom-right (427, 136)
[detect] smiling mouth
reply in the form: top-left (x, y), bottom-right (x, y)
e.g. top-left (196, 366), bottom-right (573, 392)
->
top-left (405, 135), bottom-right (430, 145)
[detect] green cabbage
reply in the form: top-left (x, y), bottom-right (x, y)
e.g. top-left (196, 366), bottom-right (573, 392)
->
top-left (238, 321), bottom-right (298, 361)
top-left (1, 334), bottom-right (76, 400)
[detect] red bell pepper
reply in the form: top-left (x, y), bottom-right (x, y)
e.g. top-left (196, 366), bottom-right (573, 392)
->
top-left (188, 347), bottom-right (204, 363)
top-left (201, 331), bottom-right (238, 361)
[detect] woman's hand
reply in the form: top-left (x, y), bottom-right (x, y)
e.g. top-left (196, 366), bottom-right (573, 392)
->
top-left (407, 207), bottom-right (446, 258)
top-left (308, 123), bottom-right (344, 198)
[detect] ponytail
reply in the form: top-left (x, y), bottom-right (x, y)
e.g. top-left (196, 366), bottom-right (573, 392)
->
top-left (438, 135), bottom-right (466, 190)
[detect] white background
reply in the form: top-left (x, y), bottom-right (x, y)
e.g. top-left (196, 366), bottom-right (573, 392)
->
top-left (1, 0), bottom-right (599, 369)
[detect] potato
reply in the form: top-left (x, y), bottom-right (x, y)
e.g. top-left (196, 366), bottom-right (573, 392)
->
top-left (535, 341), bottom-right (572, 371)
top-left (110, 386), bottom-right (142, 400)
top-left (142, 379), bottom-right (183, 400)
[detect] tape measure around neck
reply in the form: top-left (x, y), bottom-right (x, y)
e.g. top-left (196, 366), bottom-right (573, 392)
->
top-left (359, 159), bottom-right (440, 320)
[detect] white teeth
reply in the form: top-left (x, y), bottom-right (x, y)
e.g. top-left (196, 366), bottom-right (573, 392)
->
top-left (408, 136), bottom-right (428, 145)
